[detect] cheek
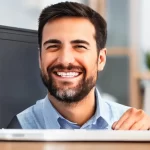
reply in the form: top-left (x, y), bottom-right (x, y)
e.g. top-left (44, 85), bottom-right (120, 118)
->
top-left (90, 63), bottom-right (98, 77)
top-left (84, 52), bottom-right (98, 67)
top-left (80, 55), bottom-right (98, 76)
top-left (40, 53), bottom-right (55, 72)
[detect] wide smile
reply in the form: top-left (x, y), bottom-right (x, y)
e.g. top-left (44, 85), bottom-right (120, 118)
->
top-left (52, 71), bottom-right (82, 80)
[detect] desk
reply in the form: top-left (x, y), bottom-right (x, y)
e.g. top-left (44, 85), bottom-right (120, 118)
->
top-left (1, 142), bottom-right (150, 150)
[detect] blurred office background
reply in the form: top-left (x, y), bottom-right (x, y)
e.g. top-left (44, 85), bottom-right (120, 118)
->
top-left (0, 0), bottom-right (150, 127)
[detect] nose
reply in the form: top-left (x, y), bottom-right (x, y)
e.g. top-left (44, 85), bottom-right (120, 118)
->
top-left (56, 46), bottom-right (75, 66)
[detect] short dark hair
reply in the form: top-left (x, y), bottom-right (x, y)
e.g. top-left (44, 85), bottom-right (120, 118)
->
top-left (38, 1), bottom-right (107, 52)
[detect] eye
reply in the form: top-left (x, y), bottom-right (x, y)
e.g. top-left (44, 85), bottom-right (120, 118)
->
top-left (74, 45), bottom-right (87, 49)
top-left (46, 45), bottom-right (60, 51)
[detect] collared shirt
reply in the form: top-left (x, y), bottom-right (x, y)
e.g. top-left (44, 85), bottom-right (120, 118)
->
top-left (17, 88), bottom-right (130, 129)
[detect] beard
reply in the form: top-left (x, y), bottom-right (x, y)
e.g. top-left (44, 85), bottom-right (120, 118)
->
top-left (41, 63), bottom-right (97, 104)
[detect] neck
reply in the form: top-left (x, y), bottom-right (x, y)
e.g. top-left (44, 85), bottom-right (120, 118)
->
top-left (48, 87), bottom-right (96, 126)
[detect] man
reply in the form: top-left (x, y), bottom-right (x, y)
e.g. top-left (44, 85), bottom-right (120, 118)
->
top-left (7, 1), bottom-right (150, 130)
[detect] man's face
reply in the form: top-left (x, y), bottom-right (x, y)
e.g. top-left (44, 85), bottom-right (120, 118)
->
top-left (40, 17), bottom-right (106, 103)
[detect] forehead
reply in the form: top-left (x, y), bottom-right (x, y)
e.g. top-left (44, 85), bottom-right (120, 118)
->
top-left (42, 17), bottom-right (96, 42)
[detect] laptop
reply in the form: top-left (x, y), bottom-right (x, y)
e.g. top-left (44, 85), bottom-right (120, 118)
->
top-left (0, 129), bottom-right (150, 141)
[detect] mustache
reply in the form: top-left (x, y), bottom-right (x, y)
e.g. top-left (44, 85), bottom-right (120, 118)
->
top-left (47, 63), bottom-right (85, 73)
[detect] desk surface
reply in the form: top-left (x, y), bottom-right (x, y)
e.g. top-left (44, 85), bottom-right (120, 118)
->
top-left (1, 142), bottom-right (150, 150)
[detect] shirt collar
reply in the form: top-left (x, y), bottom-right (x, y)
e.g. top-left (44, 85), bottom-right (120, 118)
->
top-left (42, 88), bottom-right (111, 129)
top-left (43, 95), bottom-right (61, 129)
top-left (93, 88), bottom-right (111, 126)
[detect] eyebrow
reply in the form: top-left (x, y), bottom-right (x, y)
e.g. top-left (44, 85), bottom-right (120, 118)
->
top-left (43, 39), bottom-right (90, 47)
top-left (43, 39), bottom-right (61, 46)
top-left (71, 39), bottom-right (90, 46)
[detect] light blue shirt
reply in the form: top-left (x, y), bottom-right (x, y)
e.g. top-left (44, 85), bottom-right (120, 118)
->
top-left (17, 88), bottom-right (130, 129)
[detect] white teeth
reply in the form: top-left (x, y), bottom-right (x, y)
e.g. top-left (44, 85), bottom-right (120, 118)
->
top-left (56, 72), bottom-right (79, 77)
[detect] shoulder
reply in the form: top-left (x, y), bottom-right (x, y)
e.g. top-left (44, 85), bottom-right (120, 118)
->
top-left (17, 98), bottom-right (45, 129)
top-left (105, 100), bottom-right (130, 112)
top-left (104, 100), bottom-right (130, 122)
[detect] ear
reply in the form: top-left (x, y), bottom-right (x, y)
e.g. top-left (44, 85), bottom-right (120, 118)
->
top-left (97, 48), bottom-right (107, 71)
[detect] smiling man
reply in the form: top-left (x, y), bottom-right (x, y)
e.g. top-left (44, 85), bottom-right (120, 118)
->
top-left (7, 1), bottom-right (150, 130)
